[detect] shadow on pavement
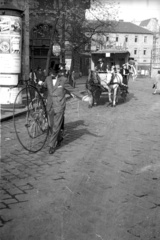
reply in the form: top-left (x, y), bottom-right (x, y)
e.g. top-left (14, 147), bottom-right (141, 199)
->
top-left (116, 92), bottom-right (138, 105)
top-left (94, 91), bottom-right (138, 107)
top-left (61, 119), bottom-right (99, 146)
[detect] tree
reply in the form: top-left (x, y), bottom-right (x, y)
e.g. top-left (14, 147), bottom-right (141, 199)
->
top-left (63, 0), bottom-right (118, 76)
top-left (29, 0), bottom-right (118, 76)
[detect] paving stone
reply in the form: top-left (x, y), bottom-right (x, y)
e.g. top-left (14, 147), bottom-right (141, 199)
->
top-left (1, 78), bottom-right (160, 239)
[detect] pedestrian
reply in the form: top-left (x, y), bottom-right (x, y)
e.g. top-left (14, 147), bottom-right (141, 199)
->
top-left (152, 70), bottom-right (160, 95)
top-left (35, 67), bottom-right (45, 85)
top-left (129, 64), bottom-right (137, 81)
top-left (71, 71), bottom-right (75, 88)
top-left (121, 64), bottom-right (129, 93)
top-left (29, 69), bottom-right (37, 85)
top-left (29, 69), bottom-right (37, 99)
top-left (43, 70), bottom-right (68, 154)
top-left (35, 67), bottom-right (46, 96)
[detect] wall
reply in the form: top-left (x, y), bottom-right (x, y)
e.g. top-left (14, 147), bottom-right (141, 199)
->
top-left (92, 32), bottom-right (153, 76)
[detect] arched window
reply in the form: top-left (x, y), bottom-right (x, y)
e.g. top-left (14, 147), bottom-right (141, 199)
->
top-left (30, 23), bottom-right (59, 56)
top-left (30, 23), bottom-right (60, 71)
top-left (32, 23), bottom-right (53, 39)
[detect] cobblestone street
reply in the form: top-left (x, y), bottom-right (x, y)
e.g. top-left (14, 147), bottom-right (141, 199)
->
top-left (1, 77), bottom-right (160, 240)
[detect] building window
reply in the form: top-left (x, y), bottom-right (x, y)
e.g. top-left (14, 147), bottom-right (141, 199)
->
top-left (135, 36), bottom-right (138, 42)
top-left (144, 36), bottom-right (147, 43)
top-left (134, 49), bottom-right (137, 55)
top-left (125, 36), bottom-right (128, 42)
top-left (116, 36), bottom-right (118, 42)
top-left (143, 49), bottom-right (146, 55)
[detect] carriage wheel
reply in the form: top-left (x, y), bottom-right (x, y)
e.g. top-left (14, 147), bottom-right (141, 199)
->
top-left (13, 85), bottom-right (49, 153)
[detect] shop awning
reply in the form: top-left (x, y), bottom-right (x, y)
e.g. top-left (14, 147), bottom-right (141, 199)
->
top-left (92, 49), bottom-right (130, 54)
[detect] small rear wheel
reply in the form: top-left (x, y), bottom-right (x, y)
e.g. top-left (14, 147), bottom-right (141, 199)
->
top-left (13, 85), bottom-right (49, 153)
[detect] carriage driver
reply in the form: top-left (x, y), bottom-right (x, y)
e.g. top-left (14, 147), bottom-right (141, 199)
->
top-left (95, 58), bottom-right (107, 72)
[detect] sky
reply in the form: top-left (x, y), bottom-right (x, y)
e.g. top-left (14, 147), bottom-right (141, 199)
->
top-left (86, 0), bottom-right (160, 24)
top-left (117, 0), bottom-right (160, 23)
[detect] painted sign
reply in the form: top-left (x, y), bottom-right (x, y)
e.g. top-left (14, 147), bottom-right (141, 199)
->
top-left (0, 15), bottom-right (22, 85)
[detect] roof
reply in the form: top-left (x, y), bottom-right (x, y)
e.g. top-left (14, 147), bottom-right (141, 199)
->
top-left (140, 18), bottom-right (158, 27)
top-left (108, 21), bottom-right (153, 35)
top-left (88, 20), bottom-right (153, 35)
top-left (0, 3), bottom-right (23, 12)
top-left (139, 19), bottom-right (151, 27)
top-left (81, 49), bottom-right (129, 57)
top-left (92, 49), bottom-right (130, 54)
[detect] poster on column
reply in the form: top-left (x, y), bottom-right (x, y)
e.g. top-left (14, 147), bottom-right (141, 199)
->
top-left (0, 15), bottom-right (22, 77)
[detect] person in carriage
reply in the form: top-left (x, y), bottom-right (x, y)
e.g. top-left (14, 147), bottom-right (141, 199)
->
top-left (86, 69), bottom-right (102, 108)
top-left (95, 58), bottom-right (107, 72)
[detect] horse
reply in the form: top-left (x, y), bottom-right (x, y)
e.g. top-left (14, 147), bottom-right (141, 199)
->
top-left (97, 70), bottom-right (126, 107)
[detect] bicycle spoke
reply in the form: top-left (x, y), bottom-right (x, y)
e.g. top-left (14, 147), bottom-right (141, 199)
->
top-left (13, 85), bottom-right (49, 153)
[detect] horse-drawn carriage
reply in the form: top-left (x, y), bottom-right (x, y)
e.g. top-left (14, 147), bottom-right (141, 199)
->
top-left (86, 49), bottom-right (130, 107)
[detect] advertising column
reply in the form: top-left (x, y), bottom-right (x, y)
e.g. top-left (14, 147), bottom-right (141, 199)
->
top-left (0, 9), bottom-right (22, 105)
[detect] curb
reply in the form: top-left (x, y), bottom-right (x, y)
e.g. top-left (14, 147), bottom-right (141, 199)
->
top-left (1, 108), bottom-right (27, 122)
top-left (1, 78), bottom-right (87, 122)
top-left (1, 92), bottom-right (85, 122)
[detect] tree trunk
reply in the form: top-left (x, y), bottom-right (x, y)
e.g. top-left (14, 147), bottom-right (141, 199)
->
top-left (22, 0), bottom-right (30, 81)
top-left (45, 41), bottom-right (53, 77)
top-left (69, 49), bottom-right (75, 85)
top-left (61, 12), bottom-right (66, 70)
top-left (45, 19), bottom-right (59, 77)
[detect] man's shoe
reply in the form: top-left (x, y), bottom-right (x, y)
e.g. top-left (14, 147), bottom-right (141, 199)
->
top-left (49, 147), bottom-right (55, 154)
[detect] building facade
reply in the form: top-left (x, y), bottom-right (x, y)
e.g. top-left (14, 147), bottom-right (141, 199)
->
top-left (139, 18), bottom-right (160, 77)
top-left (91, 21), bottom-right (154, 76)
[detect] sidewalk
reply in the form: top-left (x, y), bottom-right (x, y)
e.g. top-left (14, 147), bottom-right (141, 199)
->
top-left (0, 76), bottom-right (87, 122)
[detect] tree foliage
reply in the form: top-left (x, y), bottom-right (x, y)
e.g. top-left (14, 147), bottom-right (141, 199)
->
top-left (29, 0), bottom-right (118, 74)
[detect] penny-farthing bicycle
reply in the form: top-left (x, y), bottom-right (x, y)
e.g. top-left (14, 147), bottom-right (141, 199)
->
top-left (13, 80), bottom-right (49, 153)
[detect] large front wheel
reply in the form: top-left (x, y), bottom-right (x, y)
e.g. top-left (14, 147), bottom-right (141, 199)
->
top-left (13, 85), bottom-right (49, 153)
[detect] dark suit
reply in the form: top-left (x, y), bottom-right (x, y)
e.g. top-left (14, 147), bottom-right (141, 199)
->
top-left (95, 62), bottom-right (106, 72)
top-left (121, 68), bottom-right (129, 85)
top-left (86, 71), bottom-right (102, 106)
top-left (44, 75), bottom-right (67, 148)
